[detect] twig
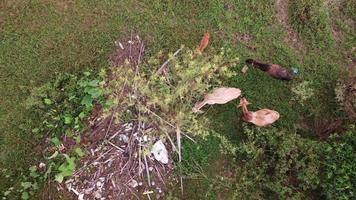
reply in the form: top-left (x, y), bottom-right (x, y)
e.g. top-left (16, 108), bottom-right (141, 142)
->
top-left (105, 78), bottom-right (128, 138)
top-left (180, 176), bottom-right (184, 195)
top-left (161, 128), bottom-right (178, 152)
top-left (143, 153), bottom-right (151, 186)
top-left (106, 140), bottom-right (125, 152)
top-left (129, 31), bottom-right (133, 63)
top-left (125, 185), bottom-right (140, 200)
top-left (137, 113), bottom-right (143, 176)
top-left (144, 107), bottom-right (196, 143)
top-left (176, 126), bottom-right (182, 162)
top-left (108, 131), bottom-right (120, 141)
top-left (154, 165), bottom-right (166, 186)
top-left (156, 47), bottom-right (183, 75)
top-left (146, 194), bottom-right (152, 200)
top-left (177, 126), bottom-right (183, 195)
top-left (104, 113), bottom-right (115, 138)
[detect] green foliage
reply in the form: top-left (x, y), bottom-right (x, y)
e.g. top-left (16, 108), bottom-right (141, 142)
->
top-left (2, 71), bottom-right (106, 199)
top-left (290, 0), bottom-right (334, 49)
top-left (55, 155), bottom-right (76, 183)
top-left (291, 81), bottom-right (315, 106)
top-left (321, 126), bottom-right (356, 200)
top-left (233, 126), bottom-right (321, 199)
top-left (1, 0), bottom-right (355, 199)
top-left (108, 47), bottom-right (238, 138)
top-left (25, 71), bottom-right (105, 138)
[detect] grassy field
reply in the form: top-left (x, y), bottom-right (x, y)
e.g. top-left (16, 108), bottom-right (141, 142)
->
top-left (1, 0), bottom-right (355, 199)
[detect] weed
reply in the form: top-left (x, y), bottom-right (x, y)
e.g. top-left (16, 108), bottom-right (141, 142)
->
top-left (321, 126), bottom-right (356, 200)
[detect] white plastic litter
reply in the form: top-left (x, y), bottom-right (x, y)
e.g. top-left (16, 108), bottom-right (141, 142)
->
top-left (151, 140), bottom-right (169, 164)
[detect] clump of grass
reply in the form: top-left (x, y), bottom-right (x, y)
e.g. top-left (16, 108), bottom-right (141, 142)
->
top-left (342, 0), bottom-right (356, 20)
top-left (289, 0), bottom-right (334, 49)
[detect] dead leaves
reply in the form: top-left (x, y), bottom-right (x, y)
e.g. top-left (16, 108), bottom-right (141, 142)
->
top-left (198, 32), bottom-right (210, 53)
top-left (192, 87), bottom-right (241, 113)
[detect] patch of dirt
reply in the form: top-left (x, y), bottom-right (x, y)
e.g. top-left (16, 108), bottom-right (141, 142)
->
top-left (331, 22), bottom-right (344, 41)
top-left (223, 1), bottom-right (235, 11)
top-left (233, 32), bottom-right (252, 43)
top-left (110, 34), bottom-right (145, 68)
top-left (313, 118), bottom-right (345, 141)
top-left (231, 32), bottom-right (256, 51)
top-left (276, 0), bottom-right (305, 53)
top-left (41, 0), bottom-right (73, 13)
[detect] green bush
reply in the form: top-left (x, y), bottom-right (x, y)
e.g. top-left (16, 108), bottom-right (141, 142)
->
top-left (106, 47), bottom-right (238, 139)
top-left (233, 126), bottom-right (322, 199)
top-left (321, 126), bottom-right (356, 200)
top-left (2, 71), bottom-right (106, 199)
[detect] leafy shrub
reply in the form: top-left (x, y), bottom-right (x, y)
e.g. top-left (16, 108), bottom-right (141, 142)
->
top-left (2, 71), bottom-right (106, 199)
top-left (321, 126), bottom-right (356, 200)
top-left (233, 126), bottom-right (322, 199)
top-left (291, 81), bottom-right (314, 106)
top-left (106, 47), bottom-right (237, 139)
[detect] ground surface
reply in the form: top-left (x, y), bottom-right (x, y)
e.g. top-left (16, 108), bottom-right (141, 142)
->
top-left (0, 0), bottom-right (355, 199)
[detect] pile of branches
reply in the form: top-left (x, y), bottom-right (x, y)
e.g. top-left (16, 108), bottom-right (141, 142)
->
top-left (63, 32), bottom-right (237, 199)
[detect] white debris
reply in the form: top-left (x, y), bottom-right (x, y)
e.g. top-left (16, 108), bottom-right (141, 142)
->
top-left (119, 42), bottom-right (124, 49)
top-left (151, 140), bottom-right (169, 164)
top-left (118, 134), bottom-right (129, 143)
top-left (78, 193), bottom-right (84, 200)
top-left (39, 162), bottom-right (46, 169)
top-left (128, 179), bottom-right (138, 188)
top-left (84, 187), bottom-right (94, 194)
top-left (71, 188), bottom-right (80, 196)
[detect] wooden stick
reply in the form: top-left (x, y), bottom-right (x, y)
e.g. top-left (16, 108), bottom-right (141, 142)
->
top-left (143, 153), bottom-right (151, 186)
top-left (106, 140), bottom-right (125, 152)
top-left (144, 107), bottom-right (196, 143)
top-left (177, 126), bottom-right (183, 194)
top-left (156, 47), bottom-right (183, 75)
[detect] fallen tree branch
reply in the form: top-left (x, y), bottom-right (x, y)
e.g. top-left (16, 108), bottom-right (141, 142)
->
top-left (156, 47), bottom-right (183, 75)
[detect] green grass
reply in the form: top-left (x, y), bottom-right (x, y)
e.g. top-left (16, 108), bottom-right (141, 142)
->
top-left (1, 0), bottom-right (355, 199)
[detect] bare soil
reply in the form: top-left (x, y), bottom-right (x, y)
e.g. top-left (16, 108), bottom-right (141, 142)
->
top-left (276, 0), bottom-right (305, 53)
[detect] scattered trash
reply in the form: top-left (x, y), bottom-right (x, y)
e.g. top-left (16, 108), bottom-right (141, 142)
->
top-left (143, 190), bottom-right (154, 195)
top-left (38, 162), bottom-right (46, 169)
top-left (128, 179), bottom-right (138, 188)
top-left (118, 134), bottom-right (129, 143)
top-left (78, 194), bottom-right (84, 200)
top-left (292, 67), bottom-right (299, 74)
top-left (151, 140), bottom-right (169, 164)
top-left (241, 65), bottom-right (249, 74)
top-left (193, 87), bottom-right (241, 113)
